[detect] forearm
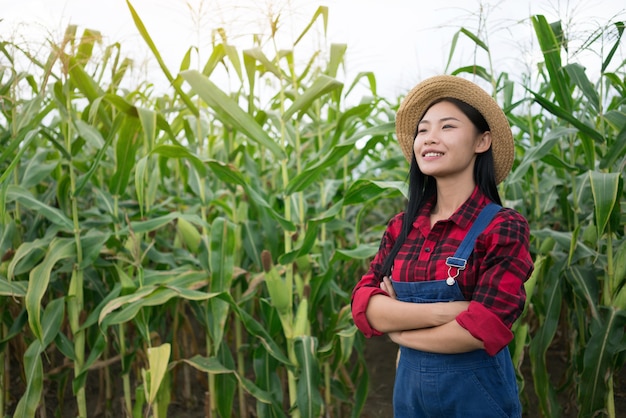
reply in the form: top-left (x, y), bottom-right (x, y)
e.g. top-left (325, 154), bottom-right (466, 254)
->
top-left (389, 319), bottom-right (484, 353)
top-left (365, 294), bottom-right (468, 333)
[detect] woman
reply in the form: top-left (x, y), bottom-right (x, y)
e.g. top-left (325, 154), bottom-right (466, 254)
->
top-left (351, 75), bottom-right (534, 417)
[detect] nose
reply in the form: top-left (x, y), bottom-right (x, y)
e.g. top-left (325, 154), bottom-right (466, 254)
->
top-left (419, 132), bottom-right (437, 145)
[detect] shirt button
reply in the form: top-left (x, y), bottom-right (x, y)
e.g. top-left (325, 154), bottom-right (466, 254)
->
top-left (424, 247), bottom-right (431, 253)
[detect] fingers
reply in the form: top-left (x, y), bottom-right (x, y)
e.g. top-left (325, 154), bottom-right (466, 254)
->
top-left (380, 276), bottom-right (397, 299)
top-left (388, 330), bottom-right (402, 344)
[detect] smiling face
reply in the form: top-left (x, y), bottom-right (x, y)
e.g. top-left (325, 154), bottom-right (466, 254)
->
top-left (413, 100), bottom-right (492, 183)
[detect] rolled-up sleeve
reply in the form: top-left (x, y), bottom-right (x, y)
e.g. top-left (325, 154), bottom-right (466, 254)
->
top-left (351, 282), bottom-right (387, 337)
top-left (456, 209), bottom-right (534, 355)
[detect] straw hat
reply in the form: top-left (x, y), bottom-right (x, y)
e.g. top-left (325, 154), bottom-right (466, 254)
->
top-left (395, 75), bottom-right (514, 184)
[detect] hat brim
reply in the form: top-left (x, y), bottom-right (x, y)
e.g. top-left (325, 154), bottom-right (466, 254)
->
top-left (395, 75), bottom-right (514, 184)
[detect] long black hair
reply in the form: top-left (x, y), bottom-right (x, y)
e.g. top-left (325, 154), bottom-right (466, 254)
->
top-left (380, 97), bottom-right (502, 277)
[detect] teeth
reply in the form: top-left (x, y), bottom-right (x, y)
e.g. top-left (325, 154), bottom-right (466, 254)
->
top-left (424, 152), bottom-right (443, 157)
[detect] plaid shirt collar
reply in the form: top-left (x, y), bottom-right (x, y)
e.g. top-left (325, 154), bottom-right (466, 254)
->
top-left (412, 185), bottom-right (489, 233)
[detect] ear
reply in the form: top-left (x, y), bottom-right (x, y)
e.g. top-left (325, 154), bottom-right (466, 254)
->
top-left (475, 131), bottom-right (492, 154)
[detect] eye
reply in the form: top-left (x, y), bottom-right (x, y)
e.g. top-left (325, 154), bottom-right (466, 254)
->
top-left (442, 124), bottom-right (455, 129)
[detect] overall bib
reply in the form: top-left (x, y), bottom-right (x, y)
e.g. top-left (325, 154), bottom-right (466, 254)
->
top-left (392, 280), bottom-right (521, 417)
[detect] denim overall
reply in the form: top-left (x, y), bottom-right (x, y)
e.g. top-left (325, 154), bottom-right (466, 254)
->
top-left (391, 204), bottom-right (521, 417)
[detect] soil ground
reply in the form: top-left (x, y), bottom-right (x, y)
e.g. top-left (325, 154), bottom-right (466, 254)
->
top-left (8, 331), bottom-right (626, 417)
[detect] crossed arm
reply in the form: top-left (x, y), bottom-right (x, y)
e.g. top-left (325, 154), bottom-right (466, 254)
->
top-left (365, 277), bottom-right (484, 354)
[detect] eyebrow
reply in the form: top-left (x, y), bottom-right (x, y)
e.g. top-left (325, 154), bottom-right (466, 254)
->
top-left (418, 116), bottom-right (461, 125)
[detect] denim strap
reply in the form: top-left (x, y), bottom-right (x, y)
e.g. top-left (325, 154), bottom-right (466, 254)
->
top-left (445, 202), bottom-right (502, 271)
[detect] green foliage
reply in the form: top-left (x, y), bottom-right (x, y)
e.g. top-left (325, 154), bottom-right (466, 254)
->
top-left (505, 14), bottom-right (625, 418)
top-left (0, 2), bottom-right (623, 418)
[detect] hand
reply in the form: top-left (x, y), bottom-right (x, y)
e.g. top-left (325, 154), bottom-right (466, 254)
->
top-left (380, 276), bottom-right (397, 299)
top-left (388, 330), bottom-right (403, 345)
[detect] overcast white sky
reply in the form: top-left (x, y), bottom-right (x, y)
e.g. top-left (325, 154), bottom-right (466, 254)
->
top-left (2, 0), bottom-right (625, 99)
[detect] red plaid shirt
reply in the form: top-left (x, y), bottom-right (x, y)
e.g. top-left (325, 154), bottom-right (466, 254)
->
top-left (351, 186), bottom-right (534, 355)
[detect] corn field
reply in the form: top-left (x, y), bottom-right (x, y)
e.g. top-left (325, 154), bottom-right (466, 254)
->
top-left (0, 2), bottom-right (625, 417)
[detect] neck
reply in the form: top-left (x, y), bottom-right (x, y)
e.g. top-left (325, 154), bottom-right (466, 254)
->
top-left (432, 177), bottom-right (476, 218)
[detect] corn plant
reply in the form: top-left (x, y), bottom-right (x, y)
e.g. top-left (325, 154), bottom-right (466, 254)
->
top-left (1, 2), bottom-right (624, 418)
top-left (1, 1), bottom-right (394, 416)
top-left (519, 16), bottom-right (625, 418)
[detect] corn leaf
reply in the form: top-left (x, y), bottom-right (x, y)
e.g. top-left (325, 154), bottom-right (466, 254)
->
top-left (99, 285), bottom-right (221, 329)
top-left (344, 179), bottom-right (408, 205)
top-left (66, 55), bottom-right (103, 103)
top-left (333, 244), bottom-right (378, 261)
top-left (26, 239), bottom-right (75, 341)
top-left (508, 127), bottom-right (577, 183)
top-left (451, 65), bottom-right (491, 82)
top-left (529, 257), bottom-right (564, 417)
top-left (244, 185), bottom-right (295, 232)
top-left (351, 364), bottom-right (369, 418)
top-left (528, 90), bottom-right (603, 142)
top-left (0, 279), bottom-right (27, 297)
top-left (230, 299), bottom-right (292, 367)
top-left (137, 107), bottom-right (157, 150)
top-left (151, 144), bottom-right (208, 177)
top-left (294, 6), bottom-right (328, 46)
top-left (74, 113), bottom-right (122, 196)
top-left (103, 93), bottom-right (179, 143)
top-left (7, 236), bottom-right (49, 279)
top-left (202, 43), bottom-right (227, 76)
top-left (73, 333), bottom-right (107, 394)
top-left (146, 343), bottom-right (171, 405)
top-left (327, 43), bottom-right (347, 78)
top-left (579, 307), bottom-right (626, 416)
top-left (0, 128), bottom-right (39, 185)
top-left (284, 143), bottom-right (352, 194)
top-left (282, 75), bottom-right (343, 121)
top-left (14, 298), bottom-right (65, 418)
top-left (601, 21), bottom-right (625, 72)
top-left (601, 119), bottom-right (626, 170)
top-left (209, 217), bottom-right (236, 292)
top-left (278, 221), bottom-right (319, 265)
top-left (182, 355), bottom-right (273, 404)
top-left (110, 117), bottom-right (143, 196)
top-left (564, 63), bottom-right (600, 113)
top-left (181, 70), bottom-right (285, 158)
top-left (118, 211), bottom-right (182, 235)
top-left (252, 348), bottom-right (288, 418)
top-left (125, 0), bottom-right (198, 115)
top-left (13, 338), bottom-right (43, 418)
top-left (242, 47), bottom-right (281, 78)
top-left (345, 71), bottom-right (377, 96)
top-left (589, 171), bottom-right (620, 237)
top-left (532, 228), bottom-right (596, 263)
top-left (294, 336), bottom-right (322, 418)
top-left (564, 265), bottom-right (600, 318)
top-left (6, 185), bottom-right (73, 231)
top-left (21, 156), bottom-right (57, 191)
top-left (531, 15), bottom-right (572, 111)
top-left (207, 217), bottom-right (236, 351)
top-left (76, 28), bottom-right (101, 64)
